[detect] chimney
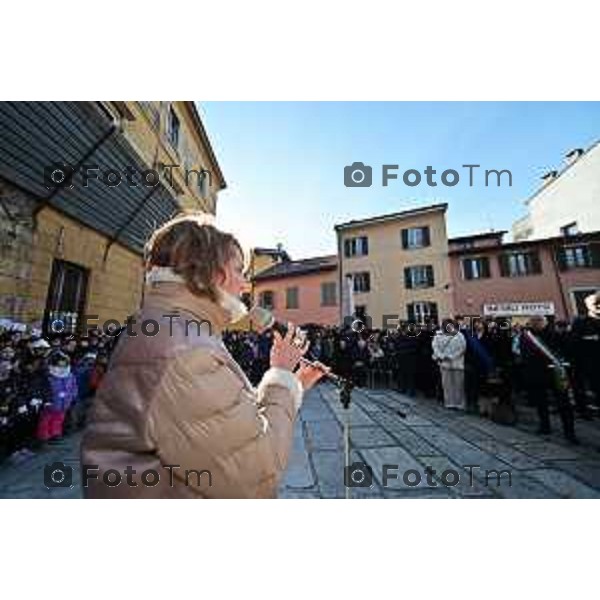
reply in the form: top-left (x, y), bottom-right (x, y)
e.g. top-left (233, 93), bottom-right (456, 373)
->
top-left (565, 148), bottom-right (585, 166)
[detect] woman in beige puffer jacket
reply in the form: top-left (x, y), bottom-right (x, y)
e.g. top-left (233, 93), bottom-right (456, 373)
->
top-left (80, 214), bottom-right (326, 498)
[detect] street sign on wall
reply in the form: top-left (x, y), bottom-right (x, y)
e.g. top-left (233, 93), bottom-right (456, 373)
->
top-left (483, 301), bottom-right (555, 316)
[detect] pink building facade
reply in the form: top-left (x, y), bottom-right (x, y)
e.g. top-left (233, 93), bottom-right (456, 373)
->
top-left (450, 231), bottom-right (600, 321)
top-left (252, 255), bottom-right (339, 327)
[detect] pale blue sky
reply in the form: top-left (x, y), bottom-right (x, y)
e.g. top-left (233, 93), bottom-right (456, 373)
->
top-left (199, 102), bottom-right (600, 260)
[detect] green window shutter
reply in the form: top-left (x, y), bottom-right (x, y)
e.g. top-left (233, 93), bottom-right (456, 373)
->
top-left (556, 247), bottom-right (568, 271)
top-left (481, 257), bottom-right (491, 278)
top-left (588, 243), bottom-right (600, 268)
top-left (463, 259), bottom-right (473, 280)
top-left (426, 265), bottom-right (435, 287)
top-left (344, 239), bottom-right (351, 257)
top-left (529, 251), bottom-right (542, 274)
top-left (407, 303), bottom-right (415, 322)
top-left (401, 229), bottom-right (409, 249)
top-left (422, 226), bottom-right (431, 247)
top-left (498, 254), bottom-right (509, 277)
top-left (428, 302), bottom-right (438, 323)
top-left (404, 267), bottom-right (413, 289)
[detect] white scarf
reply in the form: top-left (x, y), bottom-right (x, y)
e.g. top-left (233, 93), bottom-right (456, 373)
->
top-left (145, 266), bottom-right (248, 324)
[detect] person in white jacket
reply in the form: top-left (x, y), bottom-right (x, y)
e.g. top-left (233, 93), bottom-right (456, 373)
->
top-left (431, 327), bottom-right (467, 410)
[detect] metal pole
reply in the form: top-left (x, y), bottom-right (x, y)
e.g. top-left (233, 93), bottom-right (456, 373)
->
top-left (344, 404), bottom-right (351, 499)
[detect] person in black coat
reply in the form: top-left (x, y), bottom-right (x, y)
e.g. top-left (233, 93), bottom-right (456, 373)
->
top-left (519, 316), bottom-right (576, 442)
top-left (570, 292), bottom-right (600, 413)
top-left (393, 328), bottom-right (418, 396)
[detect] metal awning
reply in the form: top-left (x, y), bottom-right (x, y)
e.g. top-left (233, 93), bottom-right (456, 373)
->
top-left (0, 101), bottom-right (180, 254)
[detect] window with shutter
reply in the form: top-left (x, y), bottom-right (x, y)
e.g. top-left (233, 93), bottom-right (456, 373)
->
top-left (412, 301), bottom-right (435, 324)
top-left (405, 266), bottom-right (433, 289)
top-left (563, 245), bottom-right (591, 269)
top-left (344, 236), bottom-right (369, 257)
top-left (500, 251), bottom-right (541, 276)
top-left (422, 226), bottom-right (431, 247)
top-left (353, 272), bottom-right (371, 292)
top-left (260, 291), bottom-right (275, 309)
top-left (406, 303), bottom-right (415, 322)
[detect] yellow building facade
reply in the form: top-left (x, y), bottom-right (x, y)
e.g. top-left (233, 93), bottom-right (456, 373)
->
top-left (335, 203), bottom-right (454, 328)
top-left (0, 101), bottom-right (225, 331)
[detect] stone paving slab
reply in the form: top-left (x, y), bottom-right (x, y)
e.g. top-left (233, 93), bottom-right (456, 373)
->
top-left (513, 441), bottom-right (583, 461)
top-left (304, 420), bottom-right (343, 451)
top-left (386, 427), bottom-right (445, 458)
top-left (521, 469), bottom-right (600, 499)
top-left (350, 425), bottom-right (399, 448)
top-left (468, 439), bottom-right (547, 471)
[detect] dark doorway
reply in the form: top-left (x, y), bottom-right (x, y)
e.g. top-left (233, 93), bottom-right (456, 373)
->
top-left (43, 259), bottom-right (89, 335)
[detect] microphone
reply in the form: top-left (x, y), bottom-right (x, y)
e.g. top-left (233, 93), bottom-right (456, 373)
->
top-left (248, 306), bottom-right (342, 386)
top-left (248, 305), bottom-right (292, 338)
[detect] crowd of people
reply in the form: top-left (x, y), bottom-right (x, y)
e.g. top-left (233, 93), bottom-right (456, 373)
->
top-left (0, 328), bottom-right (115, 462)
top-left (1, 293), bottom-right (599, 463)
top-left (224, 296), bottom-right (600, 445)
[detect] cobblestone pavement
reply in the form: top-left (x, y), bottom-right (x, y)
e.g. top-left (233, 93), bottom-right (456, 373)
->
top-left (2, 383), bottom-right (600, 498)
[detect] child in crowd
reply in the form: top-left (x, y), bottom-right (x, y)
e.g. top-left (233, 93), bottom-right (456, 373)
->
top-left (36, 352), bottom-right (78, 443)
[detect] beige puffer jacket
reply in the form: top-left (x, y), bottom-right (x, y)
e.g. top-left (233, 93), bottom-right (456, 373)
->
top-left (80, 281), bottom-right (302, 498)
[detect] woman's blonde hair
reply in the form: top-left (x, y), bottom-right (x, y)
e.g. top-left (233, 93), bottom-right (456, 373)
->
top-left (144, 213), bottom-right (244, 302)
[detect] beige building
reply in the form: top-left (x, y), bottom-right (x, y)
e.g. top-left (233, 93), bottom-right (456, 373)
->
top-left (334, 203), bottom-right (453, 327)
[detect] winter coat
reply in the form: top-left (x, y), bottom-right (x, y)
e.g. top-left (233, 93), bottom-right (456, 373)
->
top-left (48, 372), bottom-right (78, 412)
top-left (431, 331), bottom-right (467, 370)
top-left (81, 281), bottom-right (303, 499)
